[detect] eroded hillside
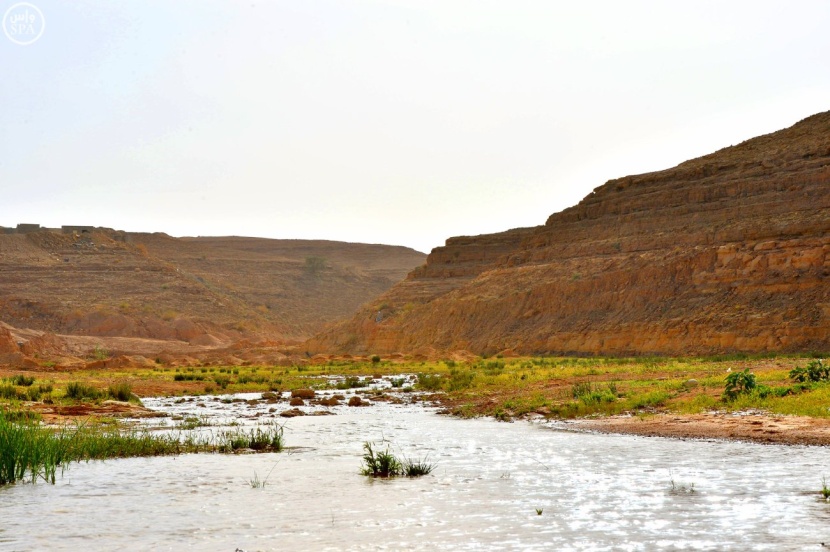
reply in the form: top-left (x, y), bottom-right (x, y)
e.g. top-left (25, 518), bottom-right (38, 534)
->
top-left (0, 230), bottom-right (425, 353)
top-left (308, 111), bottom-right (830, 356)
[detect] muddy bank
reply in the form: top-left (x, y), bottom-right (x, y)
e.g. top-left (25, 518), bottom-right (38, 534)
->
top-left (573, 412), bottom-right (830, 446)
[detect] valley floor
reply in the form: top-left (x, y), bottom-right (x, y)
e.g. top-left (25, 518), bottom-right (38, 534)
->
top-left (2, 354), bottom-right (829, 445)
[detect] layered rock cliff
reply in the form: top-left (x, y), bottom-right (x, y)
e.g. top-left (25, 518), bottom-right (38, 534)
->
top-left (308, 111), bottom-right (830, 356)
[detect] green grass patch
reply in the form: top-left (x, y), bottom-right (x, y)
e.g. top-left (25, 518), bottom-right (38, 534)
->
top-left (0, 410), bottom-right (286, 485)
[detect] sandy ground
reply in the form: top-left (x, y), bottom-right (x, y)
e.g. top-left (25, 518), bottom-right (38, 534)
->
top-left (574, 412), bottom-right (830, 446)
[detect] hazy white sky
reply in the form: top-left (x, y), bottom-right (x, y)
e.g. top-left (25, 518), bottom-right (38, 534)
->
top-left (2, 1), bottom-right (829, 253)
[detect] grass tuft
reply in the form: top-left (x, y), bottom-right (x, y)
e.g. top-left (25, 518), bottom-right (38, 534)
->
top-left (360, 441), bottom-right (435, 478)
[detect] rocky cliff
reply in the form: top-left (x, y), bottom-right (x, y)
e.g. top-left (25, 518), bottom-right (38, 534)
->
top-left (307, 111), bottom-right (830, 356)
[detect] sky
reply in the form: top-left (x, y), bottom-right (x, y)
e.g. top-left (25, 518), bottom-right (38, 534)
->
top-left (1, 1), bottom-right (829, 253)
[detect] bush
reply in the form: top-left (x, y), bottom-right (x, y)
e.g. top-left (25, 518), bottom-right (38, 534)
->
top-left (416, 374), bottom-right (443, 391)
top-left (446, 368), bottom-right (475, 392)
top-left (9, 375), bottom-right (35, 387)
top-left (0, 384), bottom-right (22, 400)
top-left (790, 359), bottom-right (829, 383)
top-left (572, 382), bottom-right (617, 404)
top-left (26, 384), bottom-right (52, 402)
top-left (723, 368), bottom-right (756, 400)
top-left (107, 383), bottom-right (133, 402)
top-left (64, 382), bottom-right (100, 400)
top-left (174, 373), bottom-right (205, 382)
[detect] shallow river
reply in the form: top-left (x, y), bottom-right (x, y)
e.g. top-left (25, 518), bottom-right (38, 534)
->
top-left (1, 390), bottom-right (829, 551)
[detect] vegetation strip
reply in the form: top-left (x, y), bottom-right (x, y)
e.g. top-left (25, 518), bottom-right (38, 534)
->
top-left (0, 410), bottom-right (284, 485)
top-left (2, 354), bottom-right (830, 447)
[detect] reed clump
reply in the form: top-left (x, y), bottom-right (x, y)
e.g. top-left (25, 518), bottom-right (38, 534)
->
top-left (0, 410), bottom-right (285, 485)
top-left (360, 441), bottom-right (435, 477)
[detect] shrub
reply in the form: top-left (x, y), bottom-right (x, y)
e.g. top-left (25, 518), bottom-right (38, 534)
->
top-left (9, 375), bottom-right (35, 387)
top-left (107, 383), bottom-right (133, 402)
top-left (174, 373), bottom-right (205, 382)
top-left (446, 368), bottom-right (475, 392)
top-left (723, 368), bottom-right (756, 400)
top-left (572, 382), bottom-right (617, 405)
top-left (64, 382), bottom-right (100, 400)
top-left (335, 377), bottom-right (365, 390)
top-left (0, 384), bottom-right (22, 400)
top-left (416, 373), bottom-right (443, 391)
top-left (790, 359), bottom-right (829, 383)
top-left (26, 384), bottom-right (52, 402)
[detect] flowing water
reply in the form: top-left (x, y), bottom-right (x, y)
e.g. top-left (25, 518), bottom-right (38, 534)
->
top-left (1, 388), bottom-right (829, 551)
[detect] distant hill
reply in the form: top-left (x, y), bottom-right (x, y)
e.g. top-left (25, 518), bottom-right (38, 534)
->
top-left (0, 229), bottom-right (425, 349)
top-left (307, 111), bottom-right (830, 356)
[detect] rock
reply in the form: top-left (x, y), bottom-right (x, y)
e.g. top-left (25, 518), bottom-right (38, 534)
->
top-left (348, 396), bottom-right (363, 407)
top-left (320, 397), bottom-right (340, 406)
top-left (291, 388), bottom-right (315, 400)
top-left (289, 397), bottom-right (305, 406)
top-left (0, 326), bottom-right (20, 354)
top-left (280, 408), bottom-right (305, 418)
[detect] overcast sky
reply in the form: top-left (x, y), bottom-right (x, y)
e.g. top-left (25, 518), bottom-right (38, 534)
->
top-left (2, 1), bottom-right (829, 253)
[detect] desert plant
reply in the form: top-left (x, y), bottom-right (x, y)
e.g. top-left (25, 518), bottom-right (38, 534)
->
top-left (360, 442), bottom-right (435, 478)
top-left (416, 373), bottom-right (443, 391)
top-left (9, 375), bottom-right (35, 387)
top-left (401, 455), bottom-right (436, 477)
top-left (446, 368), bottom-right (475, 392)
top-left (107, 382), bottom-right (134, 402)
top-left (26, 384), bottom-right (52, 402)
top-left (218, 423), bottom-right (284, 453)
top-left (723, 368), bottom-right (756, 400)
top-left (0, 384), bottom-right (22, 400)
top-left (572, 382), bottom-right (617, 404)
top-left (361, 442), bottom-right (402, 477)
top-left (790, 359), bottom-right (829, 383)
top-left (64, 382), bottom-right (100, 400)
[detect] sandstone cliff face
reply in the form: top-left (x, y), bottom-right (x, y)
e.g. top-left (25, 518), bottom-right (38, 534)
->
top-left (308, 111), bottom-right (830, 356)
